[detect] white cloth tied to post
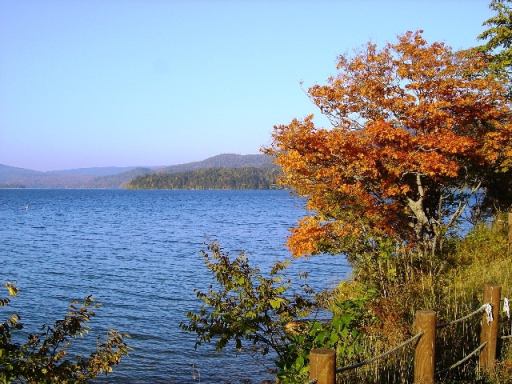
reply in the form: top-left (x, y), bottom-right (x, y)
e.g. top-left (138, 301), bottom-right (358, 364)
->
top-left (504, 297), bottom-right (510, 319)
top-left (484, 303), bottom-right (493, 324)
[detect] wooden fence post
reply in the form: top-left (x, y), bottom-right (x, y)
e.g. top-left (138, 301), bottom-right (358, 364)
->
top-left (479, 284), bottom-right (501, 373)
top-left (414, 310), bottom-right (436, 384)
top-left (309, 348), bottom-right (335, 384)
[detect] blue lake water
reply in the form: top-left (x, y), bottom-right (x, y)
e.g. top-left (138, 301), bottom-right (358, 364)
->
top-left (0, 189), bottom-right (350, 383)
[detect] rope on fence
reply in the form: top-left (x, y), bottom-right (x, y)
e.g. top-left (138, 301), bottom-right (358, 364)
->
top-left (309, 296), bottom-right (508, 382)
top-left (436, 303), bottom-right (491, 329)
top-left (436, 342), bottom-right (487, 375)
top-left (335, 331), bottom-right (423, 374)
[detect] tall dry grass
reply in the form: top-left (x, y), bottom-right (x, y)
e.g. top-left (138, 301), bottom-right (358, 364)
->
top-left (328, 222), bottom-right (512, 383)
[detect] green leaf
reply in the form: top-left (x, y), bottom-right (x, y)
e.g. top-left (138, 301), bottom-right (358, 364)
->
top-left (294, 355), bottom-right (305, 369)
top-left (270, 298), bottom-right (283, 310)
top-left (5, 283), bottom-right (17, 297)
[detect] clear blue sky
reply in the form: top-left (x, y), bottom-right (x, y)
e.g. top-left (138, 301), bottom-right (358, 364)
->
top-left (0, 0), bottom-right (492, 171)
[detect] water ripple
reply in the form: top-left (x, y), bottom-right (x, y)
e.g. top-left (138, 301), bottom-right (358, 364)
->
top-left (0, 189), bottom-right (349, 383)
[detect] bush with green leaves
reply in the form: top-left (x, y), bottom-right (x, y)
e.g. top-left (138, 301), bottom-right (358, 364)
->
top-left (181, 243), bottom-right (372, 382)
top-left (0, 282), bottom-right (128, 384)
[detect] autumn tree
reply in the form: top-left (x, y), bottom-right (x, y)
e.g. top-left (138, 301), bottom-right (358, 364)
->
top-left (267, 31), bottom-right (512, 260)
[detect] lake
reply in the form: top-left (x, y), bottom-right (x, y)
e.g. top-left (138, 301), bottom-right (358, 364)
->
top-left (0, 189), bottom-right (350, 383)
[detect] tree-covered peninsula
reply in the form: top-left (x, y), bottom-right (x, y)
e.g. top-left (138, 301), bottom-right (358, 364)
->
top-left (126, 167), bottom-right (281, 190)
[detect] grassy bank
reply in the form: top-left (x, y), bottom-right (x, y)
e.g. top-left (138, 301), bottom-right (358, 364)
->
top-left (326, 222), bottom-right (512, 383)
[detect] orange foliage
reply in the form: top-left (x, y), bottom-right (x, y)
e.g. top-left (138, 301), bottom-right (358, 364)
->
top-left (267, 31), bottom-right (512, 257)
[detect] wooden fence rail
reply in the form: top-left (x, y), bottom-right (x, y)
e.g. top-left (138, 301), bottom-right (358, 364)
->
top-left (309, 283), bottom-right (510, 384)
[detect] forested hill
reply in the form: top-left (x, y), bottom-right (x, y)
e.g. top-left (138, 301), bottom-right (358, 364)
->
top-left (126, 167), bottom-right (281, 190)
top-left (0, 154), bottom-right (271, 188)
top-left (161, 154), bottom-right (272, 173)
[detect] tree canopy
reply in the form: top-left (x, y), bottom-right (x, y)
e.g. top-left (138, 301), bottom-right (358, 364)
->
top-left (479, 0), bottom-right (512, 79)
top-left (267, 31), bottom-right (512, 258)
top-left (126, 167), bottom-right (280, 190)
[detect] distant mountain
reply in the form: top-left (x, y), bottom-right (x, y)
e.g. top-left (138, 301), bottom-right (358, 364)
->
top-left (0, 164), bottom-right (87, 188)
top-left (0, 154), bottom-right (275, 189)
top-left (89, 167), bottom-right (154, 188)
top-left (0, 164), bottom-right (42, 180)
top-left (0, 163), bottom-right (150, 188)
top-left (48, 166), bottom-right (138, 177)
top-left (97, 154), bottom-right (274, 188)
top-left (161, 154), bottom-right (273, 173)
top-left (0, 165), bottom-right (32, 188)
